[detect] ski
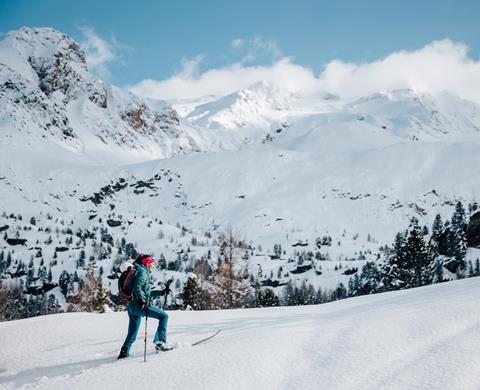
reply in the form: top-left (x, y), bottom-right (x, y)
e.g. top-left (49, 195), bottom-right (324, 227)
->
top-left (191, 329), bottom-right (221, 347)
top-left (153, 330), bottom-right (222, 354)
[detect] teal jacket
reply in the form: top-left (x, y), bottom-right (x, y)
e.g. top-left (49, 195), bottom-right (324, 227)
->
top-left (132, 263), bottom-right (152, 304)
top-left (132, 262), bottom-right (163, 305)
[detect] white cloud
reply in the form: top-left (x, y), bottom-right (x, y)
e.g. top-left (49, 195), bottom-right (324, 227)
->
top-left (232, 36), bottom-right (282, 64)
top-left (130, 58), bottom-right (315, 101)
top-left (79, 26), bottom-right (118, 80)
top-left (231, 38), bottom-right (244, 48)
top-left (318, 40), bottom-right (480, 103)
top-left (250, 37), bottom-right (282, 60)
top-left (130, 39), bottom-right (480, 105)
top-left (177, 54), bottom-right (205, 78)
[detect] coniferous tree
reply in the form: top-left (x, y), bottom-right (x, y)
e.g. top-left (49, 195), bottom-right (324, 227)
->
top-left (6, 252), bottom-right (12, 269)
top-left (383, 231), bottom-right (408, 290)
top-left (422, 225), bottom-right (429, 236)
top-left (283, 280), bottom-right (296, 306)
top-left (257, 288), bottom-right (280, 307)
top-left (0, 251), bottom-right (6, 275)
top-left (431, 214), bottom-right (444, 251)
top-left (181, 275), bottom-right (199, 309)
top-left (157, 253), bottom-right (167, 270)
top-left (384, 218), bottom-right (435, 290)
top-left (47, 294), bottom-right (61, 314)
top-left (1, 282), bottom-right (28, 320)
top-left (37, 267), bottom-right (47, 284)
top-left (331, 283), bottom-right (347, 301)
top-left (406, 219), bottom-right (435, 287)
top-left (59, 270), bottom-right (71, 298)
top-left (358, 262), bottom-right (382, 295)
top-left (449, 202), bottom-right (468, 272)
top-left (348, 273), bottom-right (361, 296)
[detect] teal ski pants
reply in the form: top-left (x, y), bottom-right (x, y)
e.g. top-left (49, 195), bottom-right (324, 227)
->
top-left (122, 300), bottom-right (168, 353)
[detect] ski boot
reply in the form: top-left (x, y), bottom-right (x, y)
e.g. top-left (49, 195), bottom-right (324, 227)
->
top-left (117, 346), bottom-right (129, 359)
top-left (155, 341), bottom-right (174, 353)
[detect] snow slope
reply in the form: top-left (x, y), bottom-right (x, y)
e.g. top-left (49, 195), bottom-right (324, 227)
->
top-left (1, 278), bottom-right (480, 390)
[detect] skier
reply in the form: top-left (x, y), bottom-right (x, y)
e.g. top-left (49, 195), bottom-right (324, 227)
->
top-left (118, 254), bottom-right (171, 359)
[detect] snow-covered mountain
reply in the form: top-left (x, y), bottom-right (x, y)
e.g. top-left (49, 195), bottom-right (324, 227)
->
top-left (182, 84), bottom-right (480, 142)
top-left (2, 27), bottom-right (480, 303)
top-left (186, 81), bottom-right (301, 130)
top-left (0, 27), bottom-right (210, 164)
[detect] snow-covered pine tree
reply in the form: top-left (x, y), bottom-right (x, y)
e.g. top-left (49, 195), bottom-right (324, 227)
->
top-left (157, 253), bottom-right (167, 270)
top-left (181, 275), bottom-right (199, 309)
top-left (0, 281), bottom-right (28, 321)
top-left (331, 282), bottom-right (347, 301)
top-left (383, 231), bottom-right (408, 290)
top-left (384, 218), bottom-right (435, 290)
top-left (59, 270), bottom-right (70, 298)
top-left (348, 273), bottom-right (361, 296)
top-left (257, 288), bottom-right (280, 307)
top-left (358, 261), bottom-right (382, 295)
top-left (405, 217), bottom-right (435, 287)
top-left (431, 214), bottom-right (444, 253)
top-left (449, 201), bottom-right (468, 272)
top-left (282, 280), bottom-right (295, 306)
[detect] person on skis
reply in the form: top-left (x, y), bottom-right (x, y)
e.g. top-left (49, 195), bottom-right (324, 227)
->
top-left (118, 254), bottom-right (172, 359)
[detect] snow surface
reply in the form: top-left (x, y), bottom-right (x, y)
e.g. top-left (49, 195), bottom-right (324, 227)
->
top-left (2, 278), bottom-right (480, 390)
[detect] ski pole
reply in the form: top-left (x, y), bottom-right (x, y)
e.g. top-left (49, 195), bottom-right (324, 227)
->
top-left (163, 289), bottom-right (169, 310)
top-left (163, 279), bottom-right (173, 310)
top-left (144, 298), bottom-right (149, 363)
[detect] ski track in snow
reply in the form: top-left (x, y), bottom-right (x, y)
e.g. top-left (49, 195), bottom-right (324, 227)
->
top-left (2, 278), bottom-right (480, 389)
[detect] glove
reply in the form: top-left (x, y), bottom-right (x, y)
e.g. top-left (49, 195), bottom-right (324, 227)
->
top-left (163, 279), bottom-right (173, 294)
top-left (161, 279), bottom-right (173, 295)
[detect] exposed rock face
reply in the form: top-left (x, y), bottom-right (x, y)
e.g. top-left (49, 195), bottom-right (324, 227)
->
top-left (121, 104), bottom-right (180, 135)
top-left (106, 219), bottom-right (121, 227)
top-left (6, 238), bottom-right (27, 246)
top-left (0, 27), bottom-right (203, 160)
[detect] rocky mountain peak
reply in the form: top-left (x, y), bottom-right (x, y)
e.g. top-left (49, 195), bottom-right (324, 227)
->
top-left (0, 27), bottom-right (204, 162)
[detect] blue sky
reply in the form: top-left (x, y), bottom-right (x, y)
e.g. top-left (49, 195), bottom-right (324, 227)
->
top-left (2, 0), bottom-right (479, 87)
top-left (2, 0), bottom-right (480, 103)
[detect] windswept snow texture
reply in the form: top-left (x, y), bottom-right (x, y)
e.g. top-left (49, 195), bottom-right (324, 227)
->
top-left (2, 278), bottom-right (480, 390)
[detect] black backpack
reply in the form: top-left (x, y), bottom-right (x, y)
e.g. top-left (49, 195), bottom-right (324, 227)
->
top-left (118, 264), bottom-right (135, 300)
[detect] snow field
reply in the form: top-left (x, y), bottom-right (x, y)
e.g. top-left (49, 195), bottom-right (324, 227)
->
top-left (2, 278), bottom-right (480, 389)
